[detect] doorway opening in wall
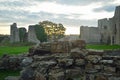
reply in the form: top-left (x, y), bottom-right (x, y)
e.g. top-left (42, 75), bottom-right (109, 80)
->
top-left (112, 36), bottom-right (115, 44)
top-left (114, 24), bottom-right (117, 35)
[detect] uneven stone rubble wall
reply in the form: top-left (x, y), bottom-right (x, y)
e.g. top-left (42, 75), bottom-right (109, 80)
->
top-left (19, 49), bottom-right (120, 80)
top-left (1, 50), bottom-right (120, 80)
top-left (1, 41), bottom-right (120, 80)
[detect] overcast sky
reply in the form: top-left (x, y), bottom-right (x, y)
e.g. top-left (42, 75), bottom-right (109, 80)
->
top-left (0, 0), bottom-right (120, 35)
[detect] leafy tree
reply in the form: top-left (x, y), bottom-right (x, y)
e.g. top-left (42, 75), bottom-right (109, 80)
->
top-left (39, 21), bottom-right (66, 41)
top-left (19, 28), bottom-right (26, 42)
top-left (34, 25), bottom-right (47, 42)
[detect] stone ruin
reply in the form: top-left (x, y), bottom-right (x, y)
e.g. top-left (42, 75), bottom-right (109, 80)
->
top-left (80, 6), bottom-right (120, 45)
top-left (0, 40), bottom-right (120, 80)
top-left (10, 21), bottom-right (66, 44)
top-left (10, 23), bottom-right (40, 43)
top-left (28, 25), bottom-right (40, 43)
top-left (0, 34), bottom-right (10, 43)
top-left (10, 23), bottom-right (20, 43)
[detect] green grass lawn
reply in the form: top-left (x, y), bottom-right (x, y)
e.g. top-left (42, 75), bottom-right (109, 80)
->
top-left (0, 46), bottom-right (30, 80)
top-left (0, 46), bottom-right (30, 56)
top-left (86, 44), bottom-right (120, 50)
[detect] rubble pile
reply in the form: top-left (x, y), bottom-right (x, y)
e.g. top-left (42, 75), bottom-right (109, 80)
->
top-left (0, 40), bottom-right (120, 80)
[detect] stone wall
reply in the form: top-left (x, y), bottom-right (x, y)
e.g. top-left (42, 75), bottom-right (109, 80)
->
top-left (58, 35), bottom-right (79, 41)
top-left (98, 6), bottom-right (120, 45)
top-left (10, 23), bottom-right (20, 43)
top-left (80, 6), bottom-right (120, 45)
top-left (10, 21), bottom-right (65, 43)
top-left (28, 25), bottom-right (40, 43)
top-left (98, 18), bottom-right (111, 44)
top-left (10, 23), bottom-right (28, 43)
top-left (1, 42), bottom-right (120, 80)
top-left (110, 6), bottom-right (120, 45)
top-left (80, 26), bottom-right (100, 43)
top-left (19, 27), bottom-right (27, 42)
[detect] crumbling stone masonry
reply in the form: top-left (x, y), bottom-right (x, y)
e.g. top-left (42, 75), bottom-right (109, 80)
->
top-left (10, 23), bottom-right (20, 43)
top-left (80, 26), bottom-right (100, 44)
top-left (80, 6), bottom-right (120, 45)
top-left (1, 40), bottom-right (120, 80)
top-left (28, 25), bottom-right (40, 43)
top-left (10, 23), bottom-right (28, 43)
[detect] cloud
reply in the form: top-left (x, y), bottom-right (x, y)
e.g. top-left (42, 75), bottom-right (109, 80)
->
top-left (0, 0), bottom-right (120, 34)
top-left (35, 0), bottom-right (113, 6)
top-left (25, 1), bottom-right (101, 14)
top-left (94, 4), bottom-right (116, 12)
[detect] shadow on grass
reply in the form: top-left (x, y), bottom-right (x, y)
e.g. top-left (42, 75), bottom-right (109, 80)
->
top-left (0, 70), bottom-right (20, 80)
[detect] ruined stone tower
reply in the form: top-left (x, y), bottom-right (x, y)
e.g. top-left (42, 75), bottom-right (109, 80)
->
top-left (98, 6), bottom-right (120, 45)
top-left (80, 6), bottom-right (120, 45)
top-left (19, 27), bottom-right (27, 42)
top-left (28, 25), bottom-right (40, 43)
top-left (98, 18), bottom-right (111, 44)
top-left (10, 23), bottom-right (20, 43)
top-left (111, 6), bottom-right (120, 44)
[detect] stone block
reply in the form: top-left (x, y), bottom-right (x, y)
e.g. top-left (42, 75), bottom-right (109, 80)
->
top-left (5, 76), bottom-right (19, 80)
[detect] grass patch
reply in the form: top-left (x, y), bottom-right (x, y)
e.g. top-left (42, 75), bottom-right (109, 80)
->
top-left (86, 44), bottom-right (120, 50)
top-left (0, 70), bottom-right (20, 80)
top-left (0, 46), bottom-right (30, 56)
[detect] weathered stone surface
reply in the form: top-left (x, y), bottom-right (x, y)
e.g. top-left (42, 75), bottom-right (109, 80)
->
top-left (20, 67), bottom-right (35, 80)
top-left (51, 40), bottom-right (86, 53)
top-left (0, 55), bottom-right (10, 69)
top-left (94, 65), bottom-right (102, 70)
top-left (100, 60), bottom-right (113, 64)
top-left (1, 41), bottom-right (120, 80)
top-left (108, 77), bottom-right (120, 80)
top-left (58, 58), bottom-right (73, 68)
top-left (75, 59), bottom-right (86, 66)
top-left (85, 62), bottom-right (94, 70)
top-left (5, 76), bottom-right (19, 80)
top-left (9, 57), bottom-right (20, 70)
top-left (28, 25), bottom-right (40, 43)
top-left (70, 48), bottom-right (88, 59)
top-left (80, 6), bottom-right (120, 45)
top-left (80, 26), bottom-right (101, 44)
top-left (71, 40), bottom-right (86, 49)
top-left (10, 23), bottom-right (20, 43)
top-left (66, 68), bottom-right (82, 77)
top-left (104, 66), bottom-right (116, 73)
top-left (50, 71), bottom-right (64, 80)
top-left (19, 27), bottom-right (27, 42)
top-left (95, 75), bottom-right (108, 80)
top-left (35, 72), bottom-right (46, 80)
top-left (21, 57), bottom-right (33, 67)
top-left (51, 41), bottom-right (70, 53)
top-left (86, 55), bottom-right (102, 63)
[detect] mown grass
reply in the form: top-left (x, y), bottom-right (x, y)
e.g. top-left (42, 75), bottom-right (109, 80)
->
top-left (0, 70), bottom-right (20, 80)
top-left (0, 45), bottom-right (30, 80)
top-left (86, 44), bottom-right (120, 50)
top-left (0, 46), bottom-right (30, 56)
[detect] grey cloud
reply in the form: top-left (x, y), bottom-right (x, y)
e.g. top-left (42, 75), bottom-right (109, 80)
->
top-left (54, 0), bottom-right (114, 6)
top-left (46, 14), bottom-right (97, 27)
top-left (33, 0), bottom-right (113, 6)
top-left (0, 8), bottom-right (97, 27)
top-left (51, 18), bottom-right (97, 27)
top-left (0, 0), bottom-right (116, 28)
top-left (0, 1), bottom-right (31, 7)
top-left (94, 5), bottom-right (115, 12)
